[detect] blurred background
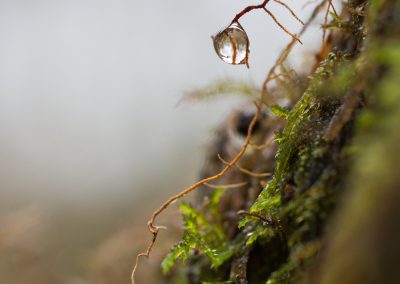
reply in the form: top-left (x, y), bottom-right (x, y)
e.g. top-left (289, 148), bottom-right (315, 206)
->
top-left (0, 0), bottom-right (323, 283)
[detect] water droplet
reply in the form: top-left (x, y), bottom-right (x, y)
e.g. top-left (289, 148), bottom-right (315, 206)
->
top-left (212, 22), bottom-right (250, 66)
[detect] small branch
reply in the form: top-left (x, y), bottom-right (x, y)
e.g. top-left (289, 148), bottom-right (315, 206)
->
top-left (323, 0), bottom-right (339, 44)
top-left (132, 1), bottom-right (329, 282)
top-left (218, 154), bottom-right (271, 178)
top-left (131, 104), bottom-right (261, 284)
top-left (237, 210), bottom-right (272, 224)
top-left (264, 8), bottom-right (303, 44)
top-left (230, 0), bottom-right (270, 25)
top-left (227, 0), bottom-right (302, 70)
top-left (250, 135), bottom-right (275, 150)
top-left (273, 0), bottom-right (305, 25)
top-left (131, 232), bottom-right (158, 284)
top-left (328, 0), bottom-right (338, 17)
top-left (237, 210), bottom-right (285, 240)
top-left (322, 2), bottom-right (330, 44)
top-left (262, 0), bottom-right (328, 100)
top-left (266, 72), bottom-right (291, 82)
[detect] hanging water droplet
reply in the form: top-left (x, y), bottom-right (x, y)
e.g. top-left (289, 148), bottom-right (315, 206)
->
top-left (212, 22), bottom-right (250, 66)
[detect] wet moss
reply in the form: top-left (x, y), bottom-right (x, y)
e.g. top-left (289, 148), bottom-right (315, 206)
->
top-left (162, 0), bottom-right (400, 282)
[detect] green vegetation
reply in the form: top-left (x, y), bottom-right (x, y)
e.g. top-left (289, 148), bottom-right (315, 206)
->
top-left (161, 0), bottom-right (400, 282)
top-left (162, 190), bottom-right (236, 275)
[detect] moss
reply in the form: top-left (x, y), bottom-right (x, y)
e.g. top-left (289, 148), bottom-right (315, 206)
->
top-left (316, 10), bottom-right (400, 283)
top-left (162, 0), bottom-right (400, 283)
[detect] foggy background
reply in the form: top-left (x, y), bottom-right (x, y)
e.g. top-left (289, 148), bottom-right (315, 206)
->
top-left (0, 0), bottom-right (323, 283)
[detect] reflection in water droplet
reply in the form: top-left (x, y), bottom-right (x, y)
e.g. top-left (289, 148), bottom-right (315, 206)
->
top-left (212, 22), bottom-right (250, 66)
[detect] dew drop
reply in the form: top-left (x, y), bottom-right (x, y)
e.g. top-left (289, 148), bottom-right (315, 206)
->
top-left (212, 22), bottom-right (250, 67)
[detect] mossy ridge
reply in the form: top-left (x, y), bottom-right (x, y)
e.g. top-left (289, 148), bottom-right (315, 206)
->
top-left (242, 53), bottom-right (358, 282)
top-left (164, 50), bottom-right (359, 282)
top-left (159, 0), bottom-right (400, 282)
top-left (249, 0), bottom-right (400, 282)
top-left (245, 54), bottom-right (342, 217)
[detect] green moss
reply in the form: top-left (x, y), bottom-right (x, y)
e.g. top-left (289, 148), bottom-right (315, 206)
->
top-left (162, 0), bottom-right (400, 282)
top-left (317, 11), bottom-right (400, 284)
top-left (242, 53), bottom-right (341, 224)
top-left (162, 189), bottom-right (238, 276)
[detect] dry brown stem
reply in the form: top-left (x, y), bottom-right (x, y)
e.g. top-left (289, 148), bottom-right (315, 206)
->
top-left (302, 0), bottom-right (319, 9)
top-left (322, 3), bottom-right (330, 44)
top-left (262, 0), bottom-right (328, 101)
top-left (274, 0), bottom-right (305, 25)
top-left (328, 0), bottom-right (338, 16)
top-left (264, 8), bottom-right (303, 44)
top-left (237, 210), bottom-right (272, 224)
top-left (323, 0), bottom-right (339, 45)
top-left (218, 154), bottom-right (271, 178)
top-left (229, 0), bottom-right (302, 46)
top-left (250, 135), bottom-right (275, 150)
top-left (131, 104), bottom-right (260, 284)
top-left (132, 1), bottom-right (332, 283)
top-left (230, 0), bottom-right (270, 25)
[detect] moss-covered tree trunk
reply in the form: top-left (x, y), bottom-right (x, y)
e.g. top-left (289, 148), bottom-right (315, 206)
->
top-left (162, 0), bottom-right (400, 283)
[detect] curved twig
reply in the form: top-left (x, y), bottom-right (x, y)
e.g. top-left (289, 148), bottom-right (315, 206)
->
top-left (218, 154), bottom-right (271, 178)
top-left (264, 8), bottom-right (303, 44)
top-left (322, 0), bottom-right (338, 44)
top-left (328, 0), bottom-right (338, 16)
top-left (131, 104), bottom-right (260, 284)
top-left (132, 1), bottom-right (331, 282)
top-left (250, 135), bottom-right (275, 150)
top-left (273, 0), bottom-right (305, 25)
top-left (230, 0), bottom-right (270, 25)
top-left (262, 0), bottom-right (328, 100)
top-left (237, 210), bottom-right (272, 224)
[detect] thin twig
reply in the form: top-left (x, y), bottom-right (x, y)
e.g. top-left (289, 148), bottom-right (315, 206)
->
top-left (261, 0), bottom-right (328, 100)
top-left (264, 8), bottom-right (303, 44)
top-left (228, 0), bottom-right (303, 70)
top-left (265, 72), bottom-right (292, 82)
top-left (237, 210), bottom-right (272, 224)
top-left (132, 1), bottom-right (330, 282)
top-left (322, 2), bottom-right (330, 44)
top-left (131, 104), bottom-right (261, 284)
top-left (328, 0), bottom-right (338, 16)
top-left (273, 0), bottom-right (305, 25)
top-left (230, 0), bottom-right (270, 25)
top-left (323, 0), bottom-right (339, 44)
top-left (218, 154), bottom-right (271, 178)
top-left (250, 135), bottom-right (275, 150)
